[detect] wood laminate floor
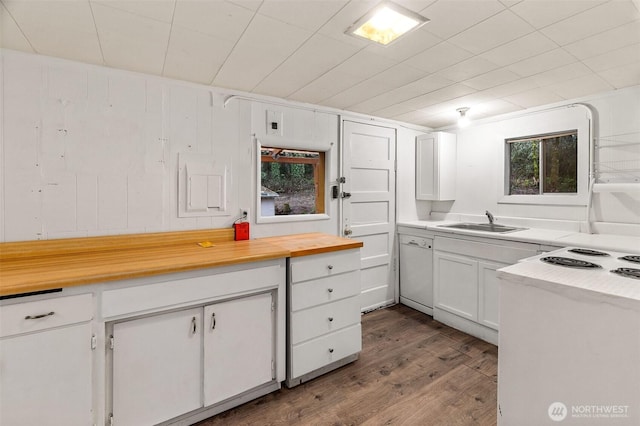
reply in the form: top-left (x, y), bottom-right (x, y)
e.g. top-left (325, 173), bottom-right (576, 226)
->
top-left (197, 304), bottom-right (498, 426)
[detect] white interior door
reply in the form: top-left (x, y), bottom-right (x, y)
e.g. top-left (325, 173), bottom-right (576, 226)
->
top-left (342, 120), bottom-right (396, 312)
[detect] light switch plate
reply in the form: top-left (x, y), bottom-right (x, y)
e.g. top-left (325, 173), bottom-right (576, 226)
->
top-left (266, 110), bottom-right (283, 137)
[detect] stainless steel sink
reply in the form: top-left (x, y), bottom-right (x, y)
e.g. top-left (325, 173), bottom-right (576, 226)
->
top-left (438, 223), bottom-right (526, 233)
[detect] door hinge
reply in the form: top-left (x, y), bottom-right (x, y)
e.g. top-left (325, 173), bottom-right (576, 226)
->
top-left (109, 335), bottom-right (114, 350)
top-left (271, 298), bottom-right (276, 312)
top-left (91, 334), bottom-right (97, 350)
top-left (108, 413), bottom-right (114, 426)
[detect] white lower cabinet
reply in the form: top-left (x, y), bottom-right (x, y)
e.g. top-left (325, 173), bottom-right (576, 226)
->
top-left (286, 249), bottom-right (362, 387)
top-left (478, 261), bottom-right (502, 330)
top-left (0, 294), bottom-right (93, 426)
top-left (433, 236), bottom-right (539, 344)
top-left (112, 308), bottom-right (202, 426)
top-left (110, 292), bottom-right (275, 425)
top-left (433, 252), bottom-right (477, 321)
top-left (203, 293), bottom-right (273, 406)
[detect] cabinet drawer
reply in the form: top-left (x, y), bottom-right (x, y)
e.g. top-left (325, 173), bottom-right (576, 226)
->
top-left (291, 270), bottom-right (360, 311)
top-left (435, 236), bottom-right (537, 264)
top-left (291, 296), bottom-right (360, 345)
top-left (0, 294), bottom-right (93, 338)
top-left (291, 324), bottom-right (361, 379)
top-left (291, 249), bottom-right (360, 283)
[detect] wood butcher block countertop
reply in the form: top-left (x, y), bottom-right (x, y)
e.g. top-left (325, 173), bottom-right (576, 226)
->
top-left (0, 230), bottom-right (361, 297)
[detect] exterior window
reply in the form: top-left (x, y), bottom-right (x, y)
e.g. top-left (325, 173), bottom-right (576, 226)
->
top-left (260, 147), bottom-right (325, 216)
top-left (507, 131), bottom-right (578, 195)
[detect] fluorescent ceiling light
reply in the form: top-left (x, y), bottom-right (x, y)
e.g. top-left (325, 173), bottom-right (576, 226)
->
top-left (346, 2), bottom-right (429, 46)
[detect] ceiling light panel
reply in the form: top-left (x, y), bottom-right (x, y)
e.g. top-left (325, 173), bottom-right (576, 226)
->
top-left (346, 2), bottom-right (429, 46)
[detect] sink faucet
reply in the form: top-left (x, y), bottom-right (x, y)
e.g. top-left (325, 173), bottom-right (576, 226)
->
top-left (485, 210), bottom-right (495, 224)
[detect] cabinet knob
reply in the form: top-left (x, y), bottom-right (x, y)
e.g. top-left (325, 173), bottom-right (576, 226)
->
top-left (327, 264), bottom-right (334, 270)
top-left (328, 348), bottom-right (334, 353)
top-left (328, 317), bottom-right (334, 322)
top-left (327, 288), bottom-right (334, 293)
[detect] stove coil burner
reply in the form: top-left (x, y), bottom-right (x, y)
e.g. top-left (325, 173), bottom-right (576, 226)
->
top-left (610, 268), bottom-right (640, 280)
top-left (540, 256), bottom-right (602, 269)
top-left (568, 248), bottom-right (610, 257)
top-left (620, 255), bottom-right (640, 264)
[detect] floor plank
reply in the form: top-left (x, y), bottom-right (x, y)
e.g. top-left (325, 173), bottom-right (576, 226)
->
top-left (196, 305), bottom-right (497, 425)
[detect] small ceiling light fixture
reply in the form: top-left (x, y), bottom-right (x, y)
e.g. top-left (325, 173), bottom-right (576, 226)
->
top-left (346, 2), bottom-right (429, 46)
top-left (456, 107), bottom-right (470, 128)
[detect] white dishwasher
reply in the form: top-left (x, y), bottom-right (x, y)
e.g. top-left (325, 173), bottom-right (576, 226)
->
top-left (399, 234), bottom-right (433, 315)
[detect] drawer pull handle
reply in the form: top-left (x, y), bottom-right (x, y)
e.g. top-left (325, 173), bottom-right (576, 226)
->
top-left (191, 316), bottom-right (197, 334)
top-left (24, 311), bottom-right (55, 320)
top-left (328, 317), bottom-right (334, 322)
top-left (211, 312), bottom-right (216, 330)
top-left (327, 288), bottom-right (334, 293)
top-left (327, 265), bottom-right (334, 270)
top-left (329, 348), bottom-right (334, 353)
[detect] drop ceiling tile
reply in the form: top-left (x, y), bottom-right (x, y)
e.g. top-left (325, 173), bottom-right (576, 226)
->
top-left (400, 92), bottom-right (450, 110)
top-left (379, 74), bottom-right (457, 105)
top-left (420, 113), bottom-right (457, 129)
top-left (506, 48), bottom-right (576, 77)
top-left (372, 103), bottom-right (416, 119)
top-left (499, 0), bottom-right (524, 7)
top-left (331, 50), bottom-right (396, 80)
top-left (323, 79), bottom-right (397, 110)
top-left (258, 0), bottom-right (348, 32)
top-left (172, 0), bottom-right (255, 42)
top-left (213, 14), bottom-right (314, 91)
top-left (471, 99), bottom-right (521, 118)
top-left (532, 62), bottom-right (593, 87)
top-left (462, 68), bottom-right (521, 91)
top-left (436, 56), bottom-right (500, 82)
top-left (420, 0), bottom-right (505, 39)
top-left (480, 76), bottom-right (539, 98)
top-left (510, 0), bottom-right (605, 29)
top-left (3, 0), bottom-right (102, 64)
top-left (93, 3), bottom-right (171, 74)
top-left (394, 0), bottom-right (438, 12)
top-left (480, 32), bottom-right (558, 67)
top-left (391, 109), bottom-right (432, 125)
top-left (253, 33), bottom-right (359, 98)
top-left (288, 70), bottom-right (362, 104)
top-left (563, 20), bottom-right (640, 60)
top-left (582, 43), bottom-right (640, 72)
top-left (597, 62), bottom-right (640, 88)
top-left (91, 0), bottom-right (176, 23)
top-left (546, 74), bottom-right (613, 99)
top-left (0, 3), bottom-right (33, 51)
top-left (228, 0), bottom-right (262, 11)
top-left (406, 41), bottom-right (473, 73)
top-left (503, 88), bottom-right (564, 108)
top-left (163, 26), bottom-right (234, 84)
top-left (367, 64), bottom-right (426, 88)
top-left (447, 10), bottom-right (535, 55)
top-left (541, 1), bottom-right (640, 46)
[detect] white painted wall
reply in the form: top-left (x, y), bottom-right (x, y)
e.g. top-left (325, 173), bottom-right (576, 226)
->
top-left (1, 50), bottom-right (423, 242)
top-left (398, 86), bottom-right (640, 228)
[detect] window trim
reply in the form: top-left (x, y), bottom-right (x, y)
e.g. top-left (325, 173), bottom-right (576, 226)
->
top-left (498, 106), bottom-right (590, 206)
top-left (255, 139), bottom-right (330, 224)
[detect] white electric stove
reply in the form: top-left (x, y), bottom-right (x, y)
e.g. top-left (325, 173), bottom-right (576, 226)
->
top-left (497, 246), bottom-right (640, 425)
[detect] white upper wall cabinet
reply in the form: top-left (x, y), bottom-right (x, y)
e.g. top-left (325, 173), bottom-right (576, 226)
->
top-left (416, 132), bottom-right (457, 201)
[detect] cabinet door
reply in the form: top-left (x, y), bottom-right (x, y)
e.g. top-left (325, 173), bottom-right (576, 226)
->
top-left (478, 261), bottom-right (503, 330)
top-left (203, 292), bottom-right (274, 406)
top-left (112, 308), bottom-right (202, 426)
top-left (0, 323), bottom-right (93, 426)
top-left (434, 252), bottom-right (478, 320)
top-left (416, 134), bottom-right (437, 200)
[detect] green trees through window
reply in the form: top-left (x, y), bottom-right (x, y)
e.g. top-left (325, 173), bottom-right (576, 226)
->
top-left (508, 131), bottom-right (577, 195)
